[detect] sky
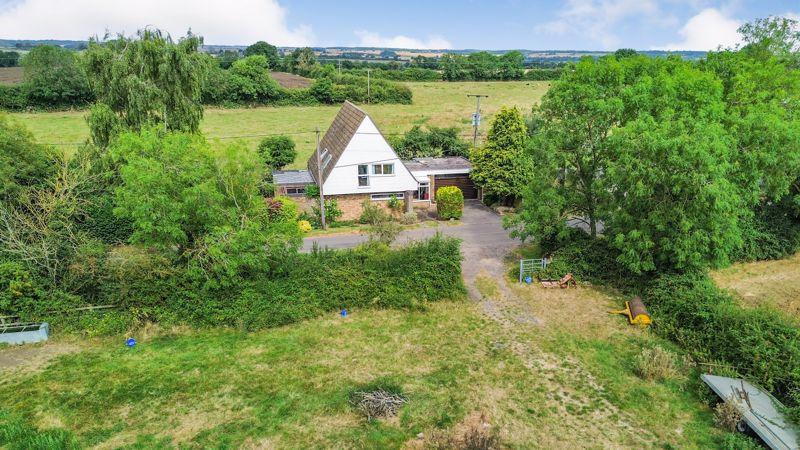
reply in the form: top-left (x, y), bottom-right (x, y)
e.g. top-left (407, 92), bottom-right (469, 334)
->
top-left (0, 0), bottom-right (798, 51)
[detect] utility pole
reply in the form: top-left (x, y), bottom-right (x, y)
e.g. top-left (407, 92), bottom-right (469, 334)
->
top-left (338, 59), bottom-right (341, 76)
top-left (367, 68), bottom-right (371, 104)
top-left (315, 128), bottom-right (326, 230)
top-left (467, 94), bottom-right (488, 149)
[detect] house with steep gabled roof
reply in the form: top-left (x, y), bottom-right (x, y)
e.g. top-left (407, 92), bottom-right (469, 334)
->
top-left (273, 101), bottom-right (479, 220)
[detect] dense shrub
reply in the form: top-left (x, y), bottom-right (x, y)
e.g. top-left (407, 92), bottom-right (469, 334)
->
top-left (0, 261), bottom-right (43, 316)
top-left (173, 236), bottom-right (465, 329)
top-left (0, 86), bottom-right (26, 110)
top-left (391, 125), bottom-right (470, 159)
top-left (645, 273), bottom-right (800, 421)
top-left (21, 45), bottom-right (92, 108)
top-left (732, 200), bottom-right (800, 262)
top-left (79, 194), bottom-right (133, 245)
top-left (436, 186), bottom-right (464, 220)
top-left (257, 135), bottom-right (296, 170)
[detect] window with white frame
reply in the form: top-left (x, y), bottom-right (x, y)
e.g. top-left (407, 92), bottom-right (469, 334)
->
top-left (416, 182), bottom-right (430, 201)
top-left (370, 192), bottom-right (404, 201)
top-left (372, 163), bottom-right (394, 175)
top-left (358, 164), bottom-right (369, 187)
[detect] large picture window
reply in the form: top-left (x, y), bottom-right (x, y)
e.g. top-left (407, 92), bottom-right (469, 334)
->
top-left (358, 164), bottom-right (369, 187)
top-left (372, 163), bottom-right (394, 175)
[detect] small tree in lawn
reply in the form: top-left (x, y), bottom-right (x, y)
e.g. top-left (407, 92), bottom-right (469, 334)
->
top-left (258, 136), bottom-right (297, 170)
top-left (469, 106), bottom-right (530, 205)
top-left (436, 186), bottom-right (464, 220)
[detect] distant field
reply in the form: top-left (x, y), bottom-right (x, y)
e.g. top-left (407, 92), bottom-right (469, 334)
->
top-left (0, 67), bottom-right (22, 85)
top-left (8, 81), bottom-right (549, 169)
top-left (712, 253), bottom-right (800, 319)
top-left (270, 71), bottom-right (311, 88)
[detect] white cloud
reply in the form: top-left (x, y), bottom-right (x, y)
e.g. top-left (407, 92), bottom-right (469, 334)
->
top-left (0, 0), bottom-right (314, 45)
top-left (354, 30), bottom-right (451, 49)
top-left (654, 8), bottom-right (742, 50)
top-left (537, 0), bottom-right (676, 50)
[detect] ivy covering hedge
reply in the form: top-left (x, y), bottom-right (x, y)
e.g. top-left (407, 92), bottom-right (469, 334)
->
top-left (101, 236), bottom-right (465, 330)
top-left (436, 186), bottom-right (464, 220)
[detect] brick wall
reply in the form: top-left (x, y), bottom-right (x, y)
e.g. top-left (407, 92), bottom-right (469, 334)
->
top-left (274, 193), bottom-right (433, 222)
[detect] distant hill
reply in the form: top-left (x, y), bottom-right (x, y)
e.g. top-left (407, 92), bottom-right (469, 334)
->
top-left (0, 39), bottom-right (706, 64)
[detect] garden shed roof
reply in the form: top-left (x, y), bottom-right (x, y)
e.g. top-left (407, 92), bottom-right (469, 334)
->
top-left (273, 170), bottom-right (315, 185)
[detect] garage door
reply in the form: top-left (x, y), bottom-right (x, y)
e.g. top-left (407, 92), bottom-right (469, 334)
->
top-left (434, 174), bottom-right (479, 199)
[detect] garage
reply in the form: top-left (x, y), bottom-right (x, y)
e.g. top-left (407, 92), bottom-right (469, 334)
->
top-left (434, 174), bottom-right (479, 199)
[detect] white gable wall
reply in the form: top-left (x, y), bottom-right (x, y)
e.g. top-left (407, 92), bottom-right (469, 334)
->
top-left (322, 116), bottom-right (418, 196)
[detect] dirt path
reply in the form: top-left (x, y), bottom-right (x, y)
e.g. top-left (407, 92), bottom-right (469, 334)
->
top-left (452, 209), bottom-right (657, 448)
top-left (0, 340), bottom-right (80, 373)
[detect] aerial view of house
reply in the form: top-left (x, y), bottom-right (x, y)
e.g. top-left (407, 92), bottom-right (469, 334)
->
top-left (1, 1), bottom-right (799, 449)
top-left (273, 101), bottom-right (478, 219)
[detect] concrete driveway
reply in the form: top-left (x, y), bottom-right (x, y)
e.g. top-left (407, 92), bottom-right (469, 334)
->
top-left (302, 201), bottom-right (521, 294)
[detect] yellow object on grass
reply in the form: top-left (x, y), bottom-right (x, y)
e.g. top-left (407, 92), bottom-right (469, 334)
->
top-left (609, 297), bottom-right (652, 327)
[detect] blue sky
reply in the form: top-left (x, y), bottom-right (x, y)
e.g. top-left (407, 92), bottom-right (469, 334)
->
top-left (0, 0), bottom-right (798, 50)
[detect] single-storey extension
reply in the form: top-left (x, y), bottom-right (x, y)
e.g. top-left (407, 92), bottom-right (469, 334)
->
top-left (273, 101), bottom-right (479, 220)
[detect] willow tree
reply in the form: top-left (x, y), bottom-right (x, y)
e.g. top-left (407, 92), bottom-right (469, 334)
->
top-left (84, 29), bottom-right (207, 147)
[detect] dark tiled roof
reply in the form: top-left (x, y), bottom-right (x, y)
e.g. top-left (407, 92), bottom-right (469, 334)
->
top-left (273, 170), bottom-right (314, 185)
top-left (402, 156), bottom-right (472, 173)
top-left (307, 101), bottom-right (367, 184)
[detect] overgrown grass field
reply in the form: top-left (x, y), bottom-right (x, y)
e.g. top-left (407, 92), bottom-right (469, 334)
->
top-left (8, 81), bottom-right (549, 169)
top-left (712, 253), bottom-right (800, 318)
top-left (0, 290), bottom-right (731, 448)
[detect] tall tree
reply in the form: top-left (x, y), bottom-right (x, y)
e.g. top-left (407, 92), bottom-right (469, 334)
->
top-left (606, 62), bottom-right (742, 273)
top-left (287, 47), bottom-right (317, 75)
top-left (217, 50), bottom-right (240, 69)
top-left (21, 45), bottom-right (91, 107)
top-left (469, 106), bottom-right (530, 205)
top-left (84, 29), bottom-right (207, 146)
top-left (244, 41), bottom-right (280, 68)
top-left (519, 56), bottom-right (625, 238)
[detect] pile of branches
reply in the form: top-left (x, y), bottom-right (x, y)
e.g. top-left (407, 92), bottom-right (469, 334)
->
top-left (349, 389), bottom-right (408, 420)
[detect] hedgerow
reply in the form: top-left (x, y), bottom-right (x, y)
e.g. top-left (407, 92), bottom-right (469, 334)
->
top-left (645, 273), bottom-right (800, 423)
top-left (105, 236), bottom-right (464, 329)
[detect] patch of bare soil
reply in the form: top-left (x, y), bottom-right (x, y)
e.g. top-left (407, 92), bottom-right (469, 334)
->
top-left (0, 340), bottom-right (80, 373)
top-left (0, 66), bottom-right (23, 86)
top-left (270, 71), bottom-right (311, 89)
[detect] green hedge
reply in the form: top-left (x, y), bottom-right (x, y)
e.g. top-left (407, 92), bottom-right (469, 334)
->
top-left (95, 236), bottom-right (464, 330)
top-left (436, 186), bottom-right (464, 220)
top-left (645, 273), bottom-right (800, 423)
top-left (0, 86), bottom-right (26, 110)
top-left (178, 236), bottom-right (465, 329)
